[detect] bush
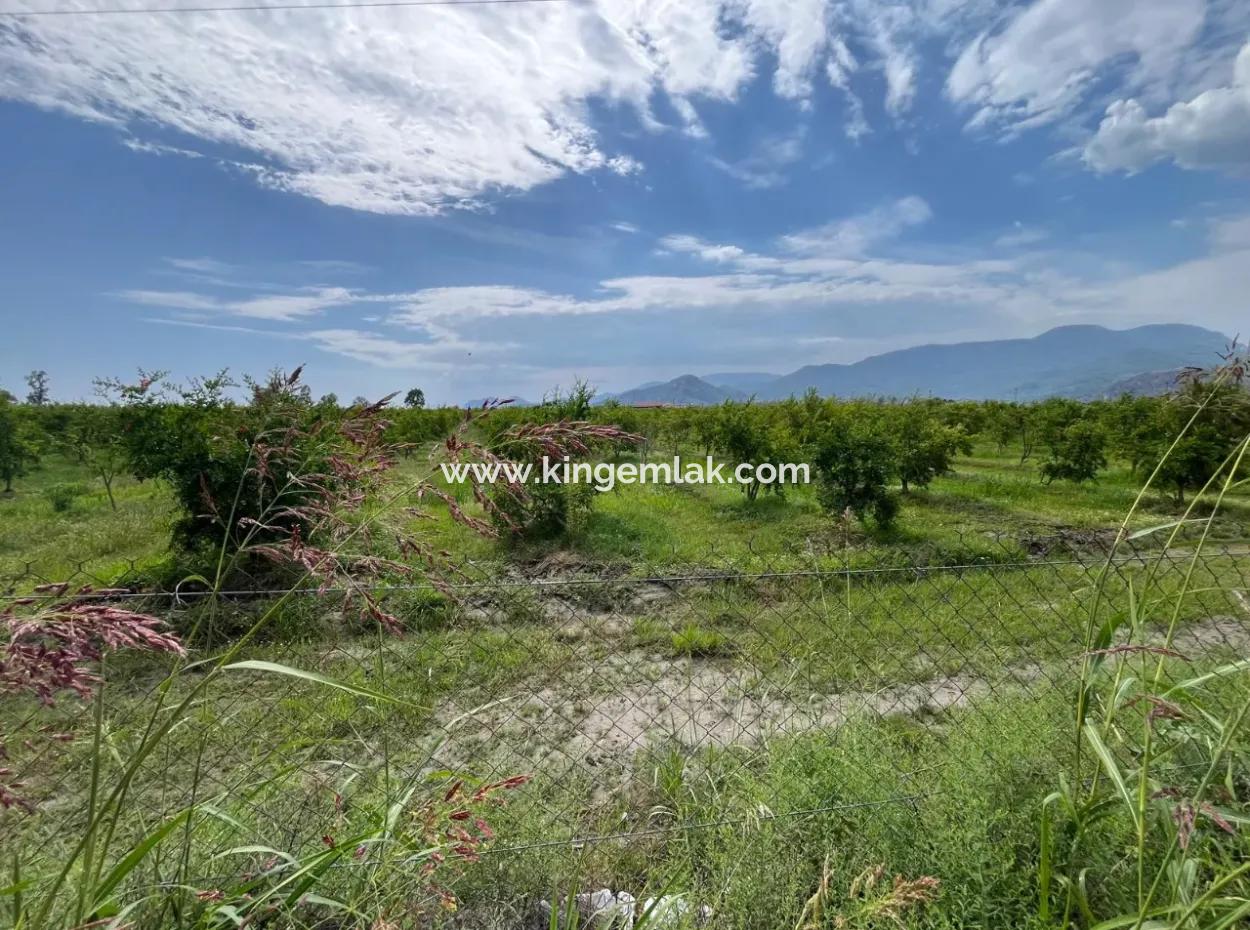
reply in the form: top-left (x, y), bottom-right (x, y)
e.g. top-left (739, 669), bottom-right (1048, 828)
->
top-left (490, 479), bottom-right (597, 540)
top-left (892, 402), bottom-right (971, 492)
top-left (1039, 421), bottom-right (1107, 484)
top-left (43, 481), bottom-right (88, 513)
top-left (813, 419), bottom-right (899, 527)
top-left (0, 393), bottom-right (38, 493)
top-left (713, 401), bottom-right (799, 501)
top-left (101, 368), bottom-right (393, 568)
top-left (486, 379), bottom-right (632, 540)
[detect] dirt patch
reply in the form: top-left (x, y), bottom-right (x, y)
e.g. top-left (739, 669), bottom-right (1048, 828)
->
top-left (437, 615), bottom-right (1246, 767)
top-left (1157, 615), bottom-right (1250, 656)
top-left (1017, 526), bottom-right (1118, 559)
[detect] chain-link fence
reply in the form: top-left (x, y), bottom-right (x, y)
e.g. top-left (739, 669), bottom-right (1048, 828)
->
top-left (3, 534), bottom-right (1249, 925)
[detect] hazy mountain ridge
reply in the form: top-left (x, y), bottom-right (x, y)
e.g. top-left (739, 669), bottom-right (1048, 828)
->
top-left (604, 325), bottom-right (1228, 405)
top-left (1094, 369), bottom-right (1188, 399)
top-left (612, 374), bottom-right (747, 406)
top-left (704, 371), bottom-right (780, 393)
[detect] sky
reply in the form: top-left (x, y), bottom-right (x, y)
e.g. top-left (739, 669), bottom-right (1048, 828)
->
top-left (2, 0), bottom-right (1250, 405)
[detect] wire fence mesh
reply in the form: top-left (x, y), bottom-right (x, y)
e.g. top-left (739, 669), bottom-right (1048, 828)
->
top-left (3, 534), bottom-right (1250, 922)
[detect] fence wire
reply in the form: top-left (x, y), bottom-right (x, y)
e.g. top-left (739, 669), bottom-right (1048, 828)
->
top-left (3, 533), bottom-right (1249, 919)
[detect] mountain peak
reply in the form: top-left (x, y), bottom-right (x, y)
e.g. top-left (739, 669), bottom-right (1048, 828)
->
top-left (607, 323), bottom-right (1230, 404)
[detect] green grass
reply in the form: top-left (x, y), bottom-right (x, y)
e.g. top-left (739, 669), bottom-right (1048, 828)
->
top-left (6, 443), bottom-right (1250, 588)
top-left (3, 443), bottom-right (1250, 928)
top-left (0, 454), bottom-right (175, 586)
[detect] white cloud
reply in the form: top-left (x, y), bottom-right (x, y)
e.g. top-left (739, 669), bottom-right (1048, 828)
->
top-left (658, 235), bottom-right (747, 263)
top-left (0, 0), bottom-right (874, 214)
top-left (780, 195), bottom-right (933, 256)
top-left (995, 222), bottom-right (1050, 248)
top-left (120, 285), bottom-right (359, 320)
top-left (305, 328), bottom-right (497, 370)
top-left (946, 0), bottom-right (1207, 133)
top-left (1084, 41), bottom-right (1250, 173)
top-left (707, 130), bottom-right (806, 189)
top-left (120, 202), bottom-right (1250, 375)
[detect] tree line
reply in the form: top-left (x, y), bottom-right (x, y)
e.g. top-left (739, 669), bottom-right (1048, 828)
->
top-left (3, 368), bottom-right (1249, 541)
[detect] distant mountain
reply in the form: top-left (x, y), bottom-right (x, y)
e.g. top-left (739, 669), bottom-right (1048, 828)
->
top-left (759, 324), bottom-right (1228, 401)
top-left (704, 371), bottom-right (780, 394)
top-left (1095, 369), bottom-right (1187, 399)
top-left (614, 374), bottom-right (746, 406)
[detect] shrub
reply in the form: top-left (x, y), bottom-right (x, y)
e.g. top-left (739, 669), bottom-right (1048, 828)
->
top-left (1151, 379), bottom-right (1250, 504)
top-left (485, 381), bottom-right (636, 540)
top-left (101, 368), bottom-right (369, 557)
top-left (0, 393), bottom-right (38, 493)
top-left (1039, 421), bottom-right (1107, 484)
top-left (892, 402), bottom-right (971, 492)
top-left (713, 401), bottom-right (799, 501)
top-left (42, 481), bottom-right (88, 513)
top-left (813, 419), bottom-right (899, 527)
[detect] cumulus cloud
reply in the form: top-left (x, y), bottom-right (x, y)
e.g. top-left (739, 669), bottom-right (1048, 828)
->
top-left (1084, 41), bottom-right (1250, 173)
top-left (947, 0), bottom-right (1207, 132)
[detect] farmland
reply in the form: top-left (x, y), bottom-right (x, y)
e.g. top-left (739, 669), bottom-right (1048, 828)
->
top-left (2, 379), bottom-right (1250, 930)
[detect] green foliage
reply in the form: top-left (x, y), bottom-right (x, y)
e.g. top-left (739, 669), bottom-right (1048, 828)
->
top-left (489, 380), bottom-right (607, 540)
top-left (712, 401), bottom-right (797, 501)
top-left (403, 386), bottom-right (426, 409)
top-left (812, 417), bottom-right (899, 527)
top-left (25, 369), bottom-right (50, 406)
top-left (1100, 394), bottom-right (1167, 473)
top-left (62, 405), bottom-right (128, 509)
top-left (1039, 420), bottom-right (1108, 484)
top-left (42, 480), bottom-right (88, 513)
top-left (98, 368), bottom-right (351, 557)
top-left (1151, 380), bottom-right (1250, 503)
top-left (492, 477), bottom-right (598, 540)
top-left (0, 393), bottom-right (39, 493)
top-left (891, 401), bottom-right (971, 492)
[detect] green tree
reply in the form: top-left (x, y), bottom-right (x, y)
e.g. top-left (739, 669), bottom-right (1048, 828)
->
top-left (489, 378), bottom-right (610, 539)
top-left (0, 394), bottom-right (38, 493)
top-left (25, 370), bottom-right (49, 406)
top-left (100, 367), bottom-right (358, 554)
top-left (892, 402), bottom-right (971, 492)
top-left (1040, 421), bottom-right (1108, 484)
top-left (812, 418), bottom-right (899, 527)
top-left (404, 387), bottom-right (426, 409)
top-left (1101, 394), bottom-right (1167, 474)
top-left (713, 401), bottom-right (795, 501)
top-left (63, 406), bottom-right (127, 509)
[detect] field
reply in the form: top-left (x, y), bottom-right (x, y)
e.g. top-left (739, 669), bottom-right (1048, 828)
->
top-left (3, 424), bottom-right (1250, 929)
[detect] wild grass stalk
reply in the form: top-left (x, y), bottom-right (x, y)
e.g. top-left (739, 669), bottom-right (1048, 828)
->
top-left (1044, 357), bottom-right (1250, 930)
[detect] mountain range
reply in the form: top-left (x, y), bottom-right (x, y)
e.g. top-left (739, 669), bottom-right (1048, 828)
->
top-left (606, 324), bottom-right (1228, 405)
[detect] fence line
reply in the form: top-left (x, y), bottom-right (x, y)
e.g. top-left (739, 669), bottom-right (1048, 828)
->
top-left (4, 540), bottom-right (1249, 918)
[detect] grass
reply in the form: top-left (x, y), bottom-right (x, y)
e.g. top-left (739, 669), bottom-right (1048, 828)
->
top-left (0, 455), bottom-right (175, 586)
top-left (3, 441), bottom-right (1249, 928)
top-left (7, 443), bottom-right (1250, 587)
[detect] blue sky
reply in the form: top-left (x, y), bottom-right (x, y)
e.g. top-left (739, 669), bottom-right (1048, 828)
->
top-left (2, 0), bottom-right (1250, 404)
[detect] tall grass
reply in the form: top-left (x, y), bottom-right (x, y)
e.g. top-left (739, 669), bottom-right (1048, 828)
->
top-left (1041, 364), bottom-right (1250, 929)
top-left (4, 375), bottom-right (1250, 928)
